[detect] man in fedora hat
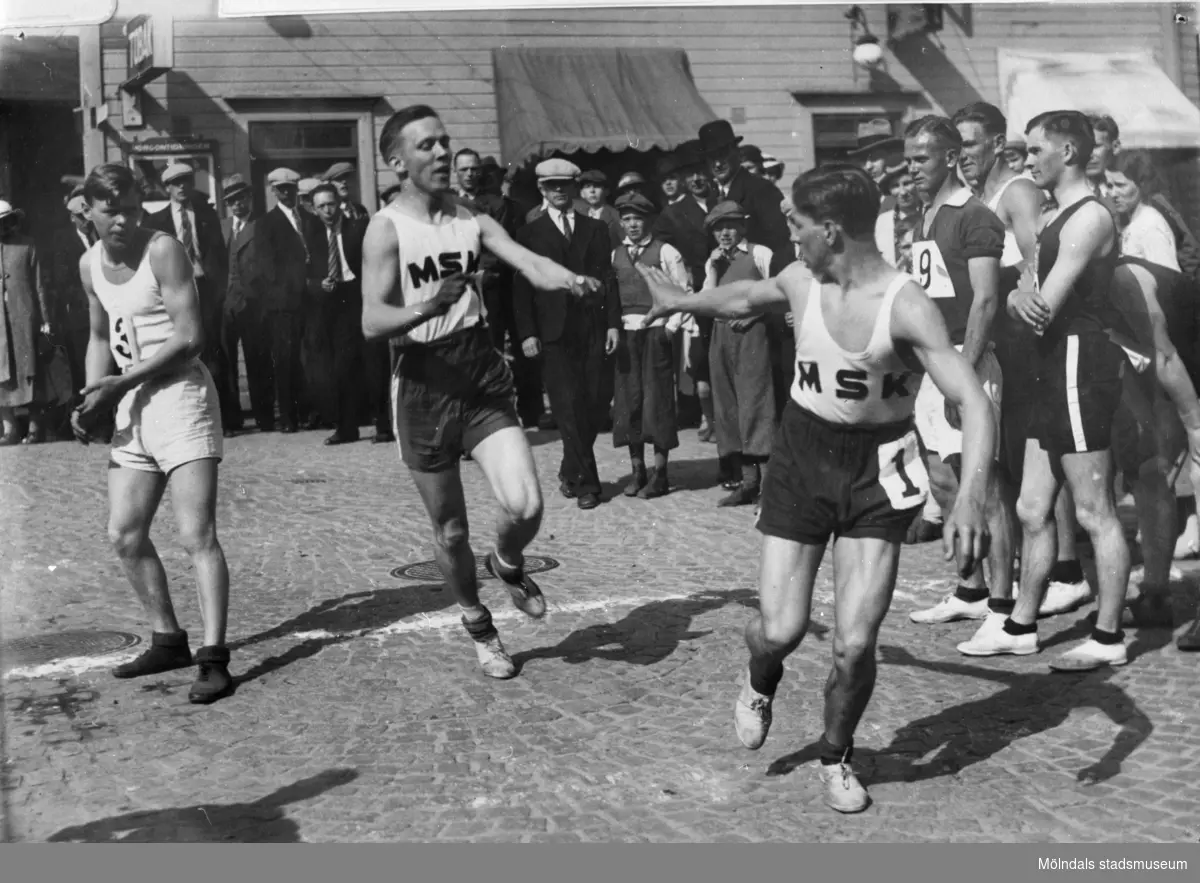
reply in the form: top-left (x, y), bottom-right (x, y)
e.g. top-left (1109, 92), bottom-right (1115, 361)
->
top-left (697, 120), bottom-right (793, 277)
top-left (145, 162), bottom-right (235, 433)
top-left (323, 161), bottom-right (369, 223)
top-left (220, 172), bottom-right (275, 433)
top-left (260, 166), bottom-right (318, 432)
top-left (849, 118), bottom-right (906, 212)
top-left (513, 158), bottom-right (620, 510)
top-left (609, 190), bottom-right (693, 499)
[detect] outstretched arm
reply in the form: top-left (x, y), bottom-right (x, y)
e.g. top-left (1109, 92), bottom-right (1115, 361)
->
top-left (477, 213), bottom-right (598, 296)
top-left (636, 261), bottom-right (799, 323)
top-left (892, 283), bottom-right (995, 575)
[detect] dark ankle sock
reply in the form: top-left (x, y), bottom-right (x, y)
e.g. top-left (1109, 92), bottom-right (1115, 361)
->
top-left (1049, 559), bottom-right (1084, 584)
top-left (954, 585), bottom-right (989, 603)
top-left (748, 656), bottom-right (783, 696)
top-left (818, 734), bottom-right (853, 765)
top-left (742, 459), bottom-right (761, 487)
top-left (153, 630), bottom-right (189, 647)
top-left (988, 598), bottom-right (1016, 614)
top-left (1090, 626), bottom-right (1125, 645)
top-left (1003, 617), bottom-right (1037, 635)
top-left (462, 607), bottom-right (497, 642)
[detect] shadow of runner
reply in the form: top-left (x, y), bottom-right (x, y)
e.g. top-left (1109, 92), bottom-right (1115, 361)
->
top-left (46, 768), bottom-right (358, 842)
top-left (766, 625), bottom-right (1168, 785)
top-left (512, 589), bottom-right (829, 672)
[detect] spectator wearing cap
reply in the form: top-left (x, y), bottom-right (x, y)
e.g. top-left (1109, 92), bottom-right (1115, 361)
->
top-left (220, 173), bottom-right (275, 433)
top-left (0, 200), bottom-right (53, 444)
top-left (761, 154), bottom-right (784, 184)
top-left (658, 153), bottom-right (686, 206)
top-left (653, 139), bottom-right (719, 441)
top-left (512, 158), bottom-right (620, 510)
top-left (260, 166), bottom-right (318, 432)
top-left (144, 162), bottom-right (235, 432)
top-left (701, 200), bottom-right (776, 507)
top-left (874, 162), bottom-right (921, 273)
top-left (51, 190), bottom-right (96, 393)
top-left (323, 162), bottom-right (369, 222)
top-left (739, 145), bottom-right (765, 178)
top-left (610, 191), bottom-right (693, 499)
top-left (578, 170), bottom-right (623, 248)
top-left (298, 178), bottom-right (321, 215)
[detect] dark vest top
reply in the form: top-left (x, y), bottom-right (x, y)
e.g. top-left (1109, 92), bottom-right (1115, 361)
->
top-left (613, 239), bottom-right (665, 315)
top-left (715, 247), bottom-right (764, 287)
top-left (1036, 196), bottom-right (1119, 340)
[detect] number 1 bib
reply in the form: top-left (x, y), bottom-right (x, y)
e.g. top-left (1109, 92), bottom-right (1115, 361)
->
top-left (912, 240), bottom-right (955, 301)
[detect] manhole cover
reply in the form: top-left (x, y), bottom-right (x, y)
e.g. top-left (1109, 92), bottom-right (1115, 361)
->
top-left (392, 554), bottom-right (561, 582)
top-left (1, 630), bottom-right (141, 669)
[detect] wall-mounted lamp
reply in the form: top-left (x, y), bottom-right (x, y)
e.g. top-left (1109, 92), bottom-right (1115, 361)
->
top-left (845, 5), bottom-right (885, 69)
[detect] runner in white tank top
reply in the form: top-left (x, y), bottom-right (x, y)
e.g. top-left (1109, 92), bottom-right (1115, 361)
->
top-left (73, 163), bottom-right (234, 705)
top-left (636, 165), bottom-right (995, 816)
top-left (361, 106), bottom-right (602, 682)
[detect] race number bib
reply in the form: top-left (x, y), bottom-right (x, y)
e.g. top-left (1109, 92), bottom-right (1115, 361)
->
top-left (110, 314), bottom-right (140, 365)
top-left (877, 431), bottom-right (930, 510)
top-left (912, 240), bottom-right (955, 300)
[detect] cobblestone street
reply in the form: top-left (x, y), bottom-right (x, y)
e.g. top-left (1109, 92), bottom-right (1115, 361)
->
top-left (2, 426), bottom-right (1199, 842)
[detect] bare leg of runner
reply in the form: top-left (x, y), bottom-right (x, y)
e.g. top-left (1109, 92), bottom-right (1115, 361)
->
top-left (168, 458), bottom-right (230, 648)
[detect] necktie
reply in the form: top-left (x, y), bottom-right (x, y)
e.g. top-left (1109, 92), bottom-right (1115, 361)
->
top-left (629, 243), bottom-right (642, 264)
top-left (561, 212), bottom-right (573, 241)
top-left (232, 219), bottom-right (242, 242)
top-left (179, 208), bottom-right (198, 264)
top-left (327, 228), bottom-right (342, 283)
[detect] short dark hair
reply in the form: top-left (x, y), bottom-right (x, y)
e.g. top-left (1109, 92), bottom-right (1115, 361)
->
top-left (454, 148), bottom-right (480, 167)
top-left (1026, 110), bottom-right (1095, 166)
top-left (379, 105), bottom-right (439, 162)
top-left (790, 164), bottom-right (880, 239)
top-left (1089, 114), bottom-right (1120, 143)
top-left (83, 164), bottom-right (140, 205)
top-left (905, 115), bottom-right (962, 150)
top-left (1109, 149), bottom-right (1163, 197)
top-left (951, 102), bottom-right (1007, 139)
top-left (310, 182), bottom-right (338, 202)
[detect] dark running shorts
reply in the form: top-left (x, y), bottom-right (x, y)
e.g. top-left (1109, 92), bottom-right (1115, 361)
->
top-left (1028, 331), bottom-right (1124, 457)
top-left (756, 401), bottom-right (928, 546)
top-left (391, 325), bottom-right (519, 473)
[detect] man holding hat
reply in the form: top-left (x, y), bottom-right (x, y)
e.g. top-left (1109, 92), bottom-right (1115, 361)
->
top-left (260, 166), bottom-right (317, 432)
top-left (513, 157), bottom-right (620, 510)
top-left (323, 161), bottom-right (369, 222)
top-left (145, 162), bottom-right (234, 432)
top-left (578, 169), bottom-right (623, 248)
top-left (221, 172), bottom-right (275, 433)
top-left (610, 190), bottom-right (693, 498)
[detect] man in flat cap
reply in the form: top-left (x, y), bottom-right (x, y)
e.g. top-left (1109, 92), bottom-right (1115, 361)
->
top-left (324, 161), bottom-right (369, 223)
top-left (298, 178), bottom-right (321, 215)
top-left (578, 170), bottom-right (623, 249)
top-left (145, 162), bottom-right (234, 433)
top-left (260, 166), bottom-right (318, 432)
top-left (513, 158), bottom-right (620, 510)
top-left (220, 173), bottom-right (275, 433)
top-left (610, 190), bottom-right (694, 499)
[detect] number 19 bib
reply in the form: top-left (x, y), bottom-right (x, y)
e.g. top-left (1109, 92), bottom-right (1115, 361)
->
top-left (912, 240), bottom-right (955, 301)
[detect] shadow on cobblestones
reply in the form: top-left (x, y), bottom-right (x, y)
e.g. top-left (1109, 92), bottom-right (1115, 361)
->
top-left (512, 588), bottom-right (818, 673)
top-left (45, 768), bottom-right (358, 842)
top-left (765, 626), bottom-right (1172, 788)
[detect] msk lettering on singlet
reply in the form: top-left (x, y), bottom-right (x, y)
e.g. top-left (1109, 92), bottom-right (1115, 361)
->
top-left (795, 361), bottom-right (914, 402)
top-left (407, 250), bottom-right (481, 287)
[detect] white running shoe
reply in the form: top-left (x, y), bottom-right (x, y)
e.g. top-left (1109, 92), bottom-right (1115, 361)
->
top-left (909, 593), bottom-right (989, 624)
top-left (1048, 638), bottom-right (1128, 672)
top-left (816, 760), bottom-right (870, 813)
top-left (1039, 579), bottom-right (1093, 616)
top-left (733, 669), bottom-right (773, 750)
top-left (472, 633), bottom-right (517, 679)
top-left (957, 612), bottom-right (1039, 656)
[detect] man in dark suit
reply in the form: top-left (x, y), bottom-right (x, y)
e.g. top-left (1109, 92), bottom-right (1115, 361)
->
top-left (258, 167), bottom-right (315, 433)
top-left (144, 162), bottom-right (235, 431)
top-left (220, 173), bottom-right (275, 432)
top-left (513, 159), bottom-right (620, 510)
top-left (306, 182), bottom-right (369, 445)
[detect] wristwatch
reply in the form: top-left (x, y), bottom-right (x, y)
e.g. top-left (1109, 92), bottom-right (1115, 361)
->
top-left (574, 275), bottom-right (586, 287)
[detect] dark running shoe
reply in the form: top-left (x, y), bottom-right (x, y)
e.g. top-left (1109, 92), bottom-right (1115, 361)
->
top-left (112, 631), bottom-right (193, 679)
top-left (188, 646), bottom-right (234, 704)
top-left (486, 550), bottom-right (547, 619)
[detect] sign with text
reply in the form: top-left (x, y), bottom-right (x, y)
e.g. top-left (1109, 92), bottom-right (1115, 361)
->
top-left (121, 14), bottom-right (174, 93)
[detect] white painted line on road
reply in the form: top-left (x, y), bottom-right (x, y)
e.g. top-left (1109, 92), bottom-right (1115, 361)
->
top-left (3, 652), bottom-right (141, 681)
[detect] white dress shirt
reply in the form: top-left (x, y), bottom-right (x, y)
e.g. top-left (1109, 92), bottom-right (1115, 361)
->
top-left (547, 205), bottom-right (576, 239)
top-left (328, 221), bottom-right (357, 283)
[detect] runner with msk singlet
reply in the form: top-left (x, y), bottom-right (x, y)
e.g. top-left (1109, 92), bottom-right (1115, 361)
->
top-left (360, 105), bottom-right (601, 680)
top-left (637, 165), bottom-right (994, 813)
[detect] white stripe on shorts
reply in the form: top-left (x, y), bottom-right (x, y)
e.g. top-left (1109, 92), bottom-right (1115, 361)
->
top-left (1065, 335), bottom-right (1087, 453)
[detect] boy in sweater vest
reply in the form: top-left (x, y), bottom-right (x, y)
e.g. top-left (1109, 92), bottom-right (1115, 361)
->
top-left (611, 192), bottom-right (694, 498)
top-left (703, 200), bottom-right (776, 507)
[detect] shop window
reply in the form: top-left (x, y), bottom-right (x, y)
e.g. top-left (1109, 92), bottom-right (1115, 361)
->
top-left (249, 121), bottom-right (356, 154)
